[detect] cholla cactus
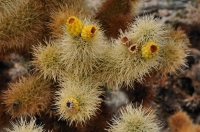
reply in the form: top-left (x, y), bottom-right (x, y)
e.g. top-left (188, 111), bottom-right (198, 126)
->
top-left (107, 104), bottom-right (160, 132)
top-left (5, 117), bottom-right (45, 132)
top-left (169, 111), bottom-right (200, 132)
top-left (100, 16), bottom-right (165, 88)
top-left (95, 0), bottom-right (140, 39)
top-left (0, 0), bottom-right (27, 16)
top-left (48, 0), bottom-right (89, 38)
top-left (32, 41), bottom-right (65, 81)
top-left (156, 28), bottom-right (189, 75)
top-left (130, 16), bottom-right (167, 45)
top-left (58, 16), bottom-right (108, 78)
top-left (0, 0), bottom-right (191, 131)
top-left (168, 111), bottom-right (195, 132)
top-left (2, 74), bottom-right (52, 118)
top-left (100, 15), bottom-right (189, 88)
top-left (158, 39), bottom-right (188, 75)
top-left (0, 0), bottom-right (45, 54)
top-left (55, 78), bottom-right (103, 126)
top-left (195, 125), bottom-right (200, 132)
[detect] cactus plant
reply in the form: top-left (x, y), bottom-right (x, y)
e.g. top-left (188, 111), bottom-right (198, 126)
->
top-left (0, 0), bottom-right (191, 131)
top-left (0, 0), bottom-right (45, 56)
top-left (107, 104), bottom-right (160, 132)
top-left (2, 74), bottom-right (53, 118)
top-left (55, 78), bottom-right (103, 126)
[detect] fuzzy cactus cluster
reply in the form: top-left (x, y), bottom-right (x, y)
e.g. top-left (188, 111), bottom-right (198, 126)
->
top-left (0, 0), bottom-right (189, 132)
top-left (168, 111), bottom-right (200, 132)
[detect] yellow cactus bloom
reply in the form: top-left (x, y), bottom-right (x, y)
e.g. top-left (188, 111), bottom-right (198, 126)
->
top-left (66, 16), bottom-right (83, 36)
top-left (141, 42), bottom-right (159, 59)
top-left (61, 97), bottom-right (79, 115)
top-left (81, 25), bottom-right (98, 41)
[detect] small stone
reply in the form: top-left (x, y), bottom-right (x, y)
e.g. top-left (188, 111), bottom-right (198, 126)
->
top-left (158, 9), bottom-right (169, 17)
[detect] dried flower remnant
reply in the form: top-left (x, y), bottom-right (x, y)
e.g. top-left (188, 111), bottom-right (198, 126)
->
top-left (66, 16), bottom-right (84, 36)
top-left (81, 25), bottom-right (98, 41)
top-left (141, 42), bottom-right (159, 59)
top-left (128, 44), bottom-right (138, 54)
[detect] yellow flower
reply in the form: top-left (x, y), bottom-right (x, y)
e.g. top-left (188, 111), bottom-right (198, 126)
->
top-left (66, 16), bottom-right (83, 36)
top-left (81, 25), bottom-right (98, 41)
top-left (61, 97), bottom-right (79, 115)
top-left (141, 42), bottom-right (159, 59)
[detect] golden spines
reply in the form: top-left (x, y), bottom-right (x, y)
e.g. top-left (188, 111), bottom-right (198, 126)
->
top-left (107, 104), bottom-right (160, 132)
top-left (32, 41), bottom-right (64, 81)
top-left (168, 111), bottom-right (195, 132)
top-left (55, 78), bottom-right (103, 126)
top-left (5, 117), bottom-right (45, 132)
top-left (2, 74), bottom-right (52, 118)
